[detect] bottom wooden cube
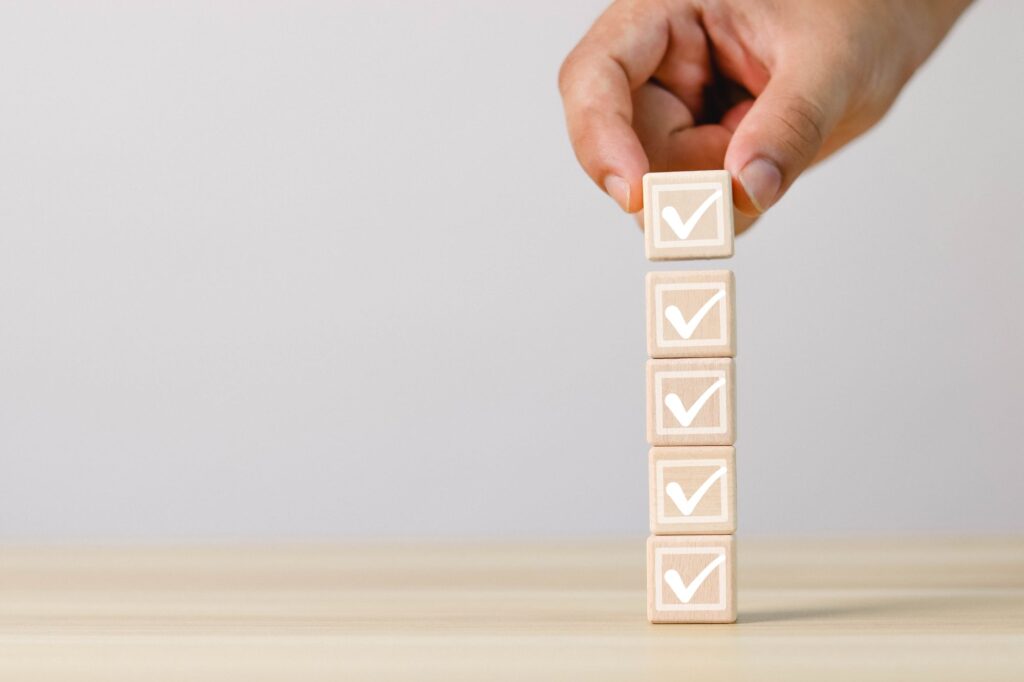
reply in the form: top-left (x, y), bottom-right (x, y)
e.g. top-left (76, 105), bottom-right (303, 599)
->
top-left (647, 535), bottom-right (736, 623)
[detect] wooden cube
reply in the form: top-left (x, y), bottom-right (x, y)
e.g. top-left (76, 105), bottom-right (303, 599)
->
top-left (647, 358), bottom-right (736, 446)
top-left (649, 446), bottom-right (736, 535)
top-left (646, 270), bottom-right (736, 358)
top-left (644, 171), bottom-right (734, 261)
top-left (647, 535), bottom-right (737, 623)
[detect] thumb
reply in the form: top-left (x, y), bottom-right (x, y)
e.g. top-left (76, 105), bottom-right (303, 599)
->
top-left (724, 68), bottom-right (841, 214)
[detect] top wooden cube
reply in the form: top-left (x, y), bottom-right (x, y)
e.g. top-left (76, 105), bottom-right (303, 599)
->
top-left (643, 171), bottom-right (734, 260)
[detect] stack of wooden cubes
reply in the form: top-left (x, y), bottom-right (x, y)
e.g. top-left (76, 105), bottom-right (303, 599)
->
top-left (643, 170), bottom-right (737, 624)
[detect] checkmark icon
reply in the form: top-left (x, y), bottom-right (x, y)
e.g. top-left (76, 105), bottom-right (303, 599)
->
top-left (665, 467), bottom-right (726, 516)
top-left (664, 289), bottom-right (725, 340)
top-left (663, 554), bottom-right (725, 603)
top-left (661, 189), bottom-right (722, 240)
top-left (664, 378), bottom-right (725, 427)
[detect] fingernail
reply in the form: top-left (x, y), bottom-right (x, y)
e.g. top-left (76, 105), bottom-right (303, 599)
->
top-left (603, 175), bottom-right (630, 212)
top-left (738, 159), bottom-right (782, 213)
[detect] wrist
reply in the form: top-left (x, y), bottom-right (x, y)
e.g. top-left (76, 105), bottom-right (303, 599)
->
top-left (899, 0), bottom-right (973, 73)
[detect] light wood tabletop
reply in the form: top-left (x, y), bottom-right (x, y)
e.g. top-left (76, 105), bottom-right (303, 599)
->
top-left (1, 538), bottom-right (1022, 680)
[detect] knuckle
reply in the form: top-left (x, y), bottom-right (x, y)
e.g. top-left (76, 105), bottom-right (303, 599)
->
top-left (772, 94), bottom-right (827, 159)
top-left (557, 51), bottom-right (581, 95)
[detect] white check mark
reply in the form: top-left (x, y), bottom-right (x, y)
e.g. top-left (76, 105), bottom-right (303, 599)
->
top-left (665, 466), bottom-right (726, 516)
top-left (661, 189), bottom-right (722, 240)
top-left (664, 289), bottom-right (725, 339)
top-left (664, 554), bottom-right (725, 603)
top-left (664, 378), bottom-right (725, 428)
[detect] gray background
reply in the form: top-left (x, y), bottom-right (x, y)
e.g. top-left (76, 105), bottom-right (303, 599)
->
top-left (1, 1), bottom-right (1021, 541)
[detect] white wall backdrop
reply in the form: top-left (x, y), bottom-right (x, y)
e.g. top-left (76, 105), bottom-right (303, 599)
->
top-left (1, 1), bottom-right (1021, 540)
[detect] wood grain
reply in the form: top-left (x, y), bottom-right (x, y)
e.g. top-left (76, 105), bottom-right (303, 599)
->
top-left (649, 446), bottom-right (737, 534)
top-left (647, 357), bottom-right (736, 446)
top-left (1, 538), bottom-right (1023, 680)
top-left (646, 270), bottom-right (736, 359)
top-left (644, 170), bottom-right (735, 260)
top-left (647, 534), bottom-right (736, 623)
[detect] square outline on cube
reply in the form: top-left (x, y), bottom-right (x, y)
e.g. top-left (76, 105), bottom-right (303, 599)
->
top-left (651, 182), bottom-right (727, 249)
top-left (653, 546), bottom-right (728, 611)
top-left (653, 369), bottom-right (728, 436)
top-left (654, 282), bottom-right (729, 350)
top-left (655, 458), bottom-right (730, 525)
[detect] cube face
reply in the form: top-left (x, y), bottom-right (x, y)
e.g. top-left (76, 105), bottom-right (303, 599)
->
top-left (647, 535), bottom-right (736, 623)
top-left (644, 171), bottom-right (734, 261)
top-left (647, 358), bottom-right (736, 446)
top-left (646, 270), bottom-right (736, 358)
top-left (649, 447), bottom-right (736, 535)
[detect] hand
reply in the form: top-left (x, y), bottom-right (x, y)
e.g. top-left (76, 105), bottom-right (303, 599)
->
top-left (559, 0), bottom-right (970, 230)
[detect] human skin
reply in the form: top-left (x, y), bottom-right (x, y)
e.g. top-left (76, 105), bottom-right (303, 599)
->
top-left (558, 0), bottom-right (972, 232)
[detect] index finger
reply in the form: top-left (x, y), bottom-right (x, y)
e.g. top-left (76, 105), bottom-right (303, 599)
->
top-left (558, 1), bottom-right (670, 212)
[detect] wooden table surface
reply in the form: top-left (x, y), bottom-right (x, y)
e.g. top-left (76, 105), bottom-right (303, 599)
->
top-left (2, 538), bottom-right (1023, 680)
